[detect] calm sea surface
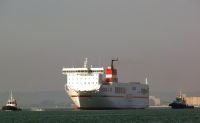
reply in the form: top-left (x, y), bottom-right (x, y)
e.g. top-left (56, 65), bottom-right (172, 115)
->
top-left (0, 108), bottom-right (200, 123)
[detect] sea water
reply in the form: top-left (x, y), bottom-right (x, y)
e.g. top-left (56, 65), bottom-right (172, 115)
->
top-left (0, 108), bottom-right (200, 123)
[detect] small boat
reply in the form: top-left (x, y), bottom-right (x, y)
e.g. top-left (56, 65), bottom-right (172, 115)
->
top-left (2, 91), bottom-right (21, 111)
top-left (30, 107), bottom-right (44, 111)
top-left (169, 91), bottom-right (194, 109)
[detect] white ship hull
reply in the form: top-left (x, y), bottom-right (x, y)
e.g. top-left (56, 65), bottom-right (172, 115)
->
top-left (65, 83), bottom-right (149, 109)
top-left (63, 58), bottom-right (149, 109)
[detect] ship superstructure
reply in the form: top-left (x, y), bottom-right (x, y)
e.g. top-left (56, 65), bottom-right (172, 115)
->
top-left (62, 58), bottom-right (149, 109)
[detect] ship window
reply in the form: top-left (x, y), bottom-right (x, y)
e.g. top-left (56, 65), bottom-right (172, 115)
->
top-left (101, 87), bottom-right (107, 92)
top-left (141, 88), bottom-right (148, 94)
top-left (132, 87), bottom-right (136, 90)
top-left (115, 87), bottom-right (126, 94)
top-left (100, 88), bottom-right (112, 92)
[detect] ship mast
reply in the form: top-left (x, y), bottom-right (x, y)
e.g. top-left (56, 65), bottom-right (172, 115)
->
top-left (10, 90), bottom-right (13, 100)
top-left (179, 89), bottom-right (182, 99)
top-left (145, 78), bottom-right (148, 85)
top-left (84, 58), bottom-right (88, 68)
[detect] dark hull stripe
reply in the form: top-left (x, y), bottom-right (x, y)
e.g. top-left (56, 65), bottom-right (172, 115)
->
top-left (2, 106), bottom-right (21, 111)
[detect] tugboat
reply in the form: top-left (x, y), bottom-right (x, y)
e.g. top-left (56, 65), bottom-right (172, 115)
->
top-left (169, 91), bottom-right (194, 109)
top-left (2, 91), bottom-right (21, 111)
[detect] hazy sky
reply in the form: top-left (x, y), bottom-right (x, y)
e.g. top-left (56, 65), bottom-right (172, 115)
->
top-left (0, 0), bottom-right (200, 93)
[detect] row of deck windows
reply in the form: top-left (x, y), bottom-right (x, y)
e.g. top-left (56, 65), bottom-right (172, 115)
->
top-left (115, 87), bottom-right (126, 94)
top-left (8, 102), bottom-right (15, 104)
top-left (68, 82), bottom-right (98, 85)
top-left (100, 87), bottom-right (112, 92)
top-left (98, 86), bottom-right (147, 94)
top-left (65, 70), bottom-right (104, 73)
top-left (100, 87), bottom-right (126, 94)
top-left (68, 78), bottom-right (98, 80)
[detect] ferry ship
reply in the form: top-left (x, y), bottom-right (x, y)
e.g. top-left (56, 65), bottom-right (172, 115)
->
top-left (62, 58), bottom-right (149, 109)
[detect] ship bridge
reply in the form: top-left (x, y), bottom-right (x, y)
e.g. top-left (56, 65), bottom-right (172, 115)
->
top-left (62, 59), bottom-right (105, 91)
top-left (62, 67), bottom-right (104, 74)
